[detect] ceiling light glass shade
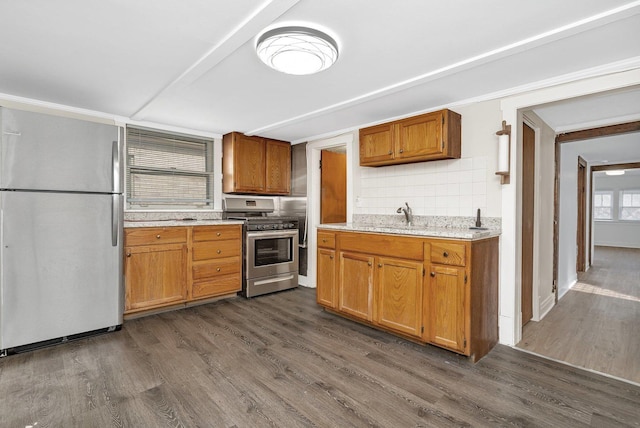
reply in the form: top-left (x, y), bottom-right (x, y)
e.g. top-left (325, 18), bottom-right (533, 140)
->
top-left (605, 169), bottom-right (625, 176)
top-left (256, 26), bottom-right (338, 75)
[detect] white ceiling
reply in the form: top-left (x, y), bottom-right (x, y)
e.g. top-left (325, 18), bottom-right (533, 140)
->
top-left (1, 0), bottom-right (640, 143)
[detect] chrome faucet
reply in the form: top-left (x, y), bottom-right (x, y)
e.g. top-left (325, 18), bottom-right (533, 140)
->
top-left (396, 202), bottom-right (413, 226)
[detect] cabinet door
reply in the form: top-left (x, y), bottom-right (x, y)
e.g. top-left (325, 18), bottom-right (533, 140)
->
top-left (376, 257), bottom-right (423, 337)
top-left (359, 123), bottom-right (395, 166)
top-left (397, 111), bottom-right (443, 160)
top-left (234, 134), bottom-right (266, 192)
top-left (265, 139), bottom-right (291, 194)
top-left (425, 264), bottom-right (466, 352)
top-left (317, 248), bottom-right (337, 308)
top-left (125, 243), bottom-right (188, 312)
top-left (339, 251), bottom-right (374, 321)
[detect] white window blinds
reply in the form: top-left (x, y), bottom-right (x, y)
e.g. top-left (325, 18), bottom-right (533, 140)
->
top-left (126, 127), bottom-right (214, 209)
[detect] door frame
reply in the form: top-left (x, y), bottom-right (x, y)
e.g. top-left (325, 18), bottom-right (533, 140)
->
top-left (576, 156), bottom-right (587, 272)
top-left (521, 121), bottom-right (536, 326)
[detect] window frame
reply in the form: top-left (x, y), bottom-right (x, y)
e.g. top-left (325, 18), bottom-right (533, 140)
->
top-left (125, 126), bottom-right (215, 211)
top-left (619, 189), bottom-right (640, 222)
top-left (593, 190), bottom-right (613, 221)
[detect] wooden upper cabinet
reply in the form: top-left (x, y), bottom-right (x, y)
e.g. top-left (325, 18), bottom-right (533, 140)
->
top-left (359, 123), bottom-right (395, 165)
top-left (265, 139), bottom-right (291, 194)
top-left (223, 132), bottom-right (291, 195)
top-left (359, 109), bottom-right (461, 167)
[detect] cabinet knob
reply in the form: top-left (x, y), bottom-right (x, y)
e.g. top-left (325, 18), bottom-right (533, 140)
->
top-left (156, 234), bottom-right (161, 239)
top-left (430, 272), bottom-right (436, 277)
top-left (388, 151), bottom-right (393, 155)
top-left (216, 267), bottom-right (221, 272)
top-left (443, 251), bottom-right (449, 257)
top-left (216, 232), bottom-right (221, 237)
top-left (399, 148), bottom-right (404, 153)
top-left (378, 263), bottom-right (382, 268)
top-left (217, 249), bottom-right (222, 254)
top-left (126, 252), bottom-right (131, 258)
top-left (368, 261), bottom-right (372, 266)
top-left (322, 239), bottom-right (327, 243)
top-left (329, 255), bottom-right (334, 260)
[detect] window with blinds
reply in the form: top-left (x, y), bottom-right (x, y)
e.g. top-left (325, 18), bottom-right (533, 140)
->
top-left (126, 127), bottom-right (214, 209)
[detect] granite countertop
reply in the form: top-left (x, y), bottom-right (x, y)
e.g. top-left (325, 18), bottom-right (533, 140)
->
top-left (317, 223), bottom-right (500, 240)
top-left (124, 219), bottom-right (244, 228)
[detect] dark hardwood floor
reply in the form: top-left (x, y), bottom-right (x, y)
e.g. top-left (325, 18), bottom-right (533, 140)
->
top-left (1, 287), bottom-right (639, 427)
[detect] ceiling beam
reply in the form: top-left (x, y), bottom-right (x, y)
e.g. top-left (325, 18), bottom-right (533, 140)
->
top-left (556, 121), bottom-right (640, 143)
top-left (591, 161), bottom-right (640, 172)
top-left (131, 0), bottom-right (300, 121)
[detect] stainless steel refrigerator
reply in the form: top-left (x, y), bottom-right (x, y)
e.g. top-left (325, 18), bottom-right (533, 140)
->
top-left (0, 107), bottom-right (123, 355)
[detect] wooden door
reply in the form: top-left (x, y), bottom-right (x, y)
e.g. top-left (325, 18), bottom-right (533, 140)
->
top-left (397, 111), bottom-right (442, 159)
top-left (125, 243), bottom-right (188, 312)
top-left (316, 248), bottom-right (337, 308)
top-left (265, 139), bottom-right (291, 194)
top-left (359, 123), bottom-right (395, 165)
top-left (321, 149), bottom-right (347, 224)
top-left (521, 123), bottom-right (535, 326)
top-left (234, 134), bottom-right (266, 192)
top-left (376, 257), bottom-right (423, 337)
top-left (576, 156), bottom-right (587, 272)
top-left (339, 251), bottom-right (374, 321)
top-left (425, 264), bottom-right (466, 352)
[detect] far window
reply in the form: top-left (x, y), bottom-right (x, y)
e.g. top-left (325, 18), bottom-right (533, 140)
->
top-left (620, 190), bottom-right (640, 221)
top-left (593, 191), bottom-right (612, 220)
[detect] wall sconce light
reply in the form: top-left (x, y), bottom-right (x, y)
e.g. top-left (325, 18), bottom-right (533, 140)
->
top-left (496, 120), bottom-right (511, 185)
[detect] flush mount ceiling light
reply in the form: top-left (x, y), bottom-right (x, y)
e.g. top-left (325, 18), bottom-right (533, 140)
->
top-left (256, 26), bottom-right (338, 75)
top-left (605, 169), bottom-right (625, 176)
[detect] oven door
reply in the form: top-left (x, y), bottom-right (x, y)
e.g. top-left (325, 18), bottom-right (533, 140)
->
top-left (246, 229), bottom-right (299, 279)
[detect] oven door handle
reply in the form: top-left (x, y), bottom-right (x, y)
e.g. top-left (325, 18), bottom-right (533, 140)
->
top-left (247, 230), bottom-right (299, 239)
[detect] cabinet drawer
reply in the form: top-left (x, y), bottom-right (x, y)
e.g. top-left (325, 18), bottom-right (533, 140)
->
top-left (192, 274), bottom-right (241, 299)
top-left (125, 227), bottom-right (187, 246)
top-left (193, 225), bottom-right (241, 242)
top-left (317, 231), bottom-right (336, 249)
top-left (430, 242), bottom-right (466, 266)
top-left (192, 257), bottom-right (241, 280)
top-left (192, 240), bottom-right (241, 261)
top-left (339, 232), bottom-right (423, 260)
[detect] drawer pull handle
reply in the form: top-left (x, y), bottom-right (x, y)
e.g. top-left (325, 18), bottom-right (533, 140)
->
top-left (322, 239), bottom-right (327, 243)
top-left (156, 234), bottom-right (161, 239)
top-left (216, 267), bottom-right (221, 272)
top-left (217, 249), bottom-right (222, 254)
top-left (216, 232), bottom-right (221, 237)
top-left (430, 272), bottom-right (436, 277)
top-left (443, 251), bottom-right (449, 257)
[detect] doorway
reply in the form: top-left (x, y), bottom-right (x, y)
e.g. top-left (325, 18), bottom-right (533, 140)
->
top-left (320, 149), bottom-right (347, 224)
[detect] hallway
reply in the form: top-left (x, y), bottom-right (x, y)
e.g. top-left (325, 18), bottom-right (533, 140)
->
top-left (517, 246), bottom-right (640, 384)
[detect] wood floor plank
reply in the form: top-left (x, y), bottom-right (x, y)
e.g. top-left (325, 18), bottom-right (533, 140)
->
top-left (1, 286), bottom-right (639, 427)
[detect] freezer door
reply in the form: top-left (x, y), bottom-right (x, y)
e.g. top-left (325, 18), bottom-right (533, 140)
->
top-left (0, 191), bottom-right (123, 350)
top-left (0, 107), bottom-right (121, 193)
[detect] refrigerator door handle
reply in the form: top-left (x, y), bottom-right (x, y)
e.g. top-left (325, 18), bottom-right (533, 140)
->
top-left (111, 194), bottom-right (119, 247)
top-left (112, 140), bottom-right (120, 194)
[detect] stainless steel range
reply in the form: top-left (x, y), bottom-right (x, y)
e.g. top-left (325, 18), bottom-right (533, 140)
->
top-left (223, 198), bottom-right (299, 298)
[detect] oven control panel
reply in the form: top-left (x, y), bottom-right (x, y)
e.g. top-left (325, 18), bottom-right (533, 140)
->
top-left (247, 222), bottom-right (297, 231)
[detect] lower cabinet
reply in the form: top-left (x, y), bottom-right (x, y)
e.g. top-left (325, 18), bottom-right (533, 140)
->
top-left (317, 230), bottom-right (499, 362)
top-left (125, 225), bottom-right (241, 316)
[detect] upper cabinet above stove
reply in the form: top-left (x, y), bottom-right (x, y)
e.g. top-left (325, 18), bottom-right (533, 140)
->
top-left (223, 132), bottom-right (291, 195)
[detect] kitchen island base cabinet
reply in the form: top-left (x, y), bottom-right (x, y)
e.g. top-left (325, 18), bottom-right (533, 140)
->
top-left (317, 230), bottom-right (498, 362)
top-left (124, 225), bottom-right (241, 317)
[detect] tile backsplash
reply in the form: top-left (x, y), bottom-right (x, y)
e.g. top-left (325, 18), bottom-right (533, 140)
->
top-left (356, 156), bottom-right (489, 217)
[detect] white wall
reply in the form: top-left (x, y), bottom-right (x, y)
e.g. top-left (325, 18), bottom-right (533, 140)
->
top-left (593, 173), bottom-right (640, 248)
top-left (354, 100), bottom-right (503, 218)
